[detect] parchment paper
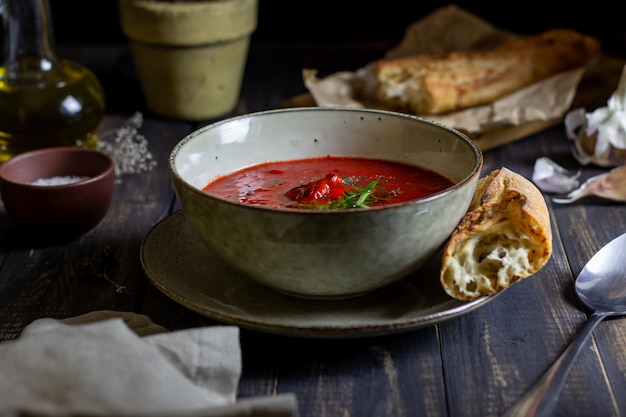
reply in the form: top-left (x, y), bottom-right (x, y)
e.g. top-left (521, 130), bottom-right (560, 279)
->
top-left (291, 4), bottom-right (610, 151)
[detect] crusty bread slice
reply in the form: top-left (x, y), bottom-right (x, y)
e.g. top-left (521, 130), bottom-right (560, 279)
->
top-left (440, 167), bottom-right (552, 300)
top-left (377, 28), bottom-right (601, 115)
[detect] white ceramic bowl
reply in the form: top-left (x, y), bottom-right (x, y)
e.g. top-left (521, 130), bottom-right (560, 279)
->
top-left (169, 107), bottom-right (482, 299)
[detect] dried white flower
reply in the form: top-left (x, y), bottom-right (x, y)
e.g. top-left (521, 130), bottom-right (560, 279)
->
top-left (97, 112), bottom-right (157, 182)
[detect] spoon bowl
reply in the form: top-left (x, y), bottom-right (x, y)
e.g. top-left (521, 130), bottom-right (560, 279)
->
top-left (503, 232), bottom-right (626, 417)
top-left (575, 237), bottom-right (626, 313)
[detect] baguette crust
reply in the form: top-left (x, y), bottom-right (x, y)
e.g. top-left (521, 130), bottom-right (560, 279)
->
top-left (440, 168), bottom-right (552, 300)
top-left (377, 29), bottom-right (601, 115)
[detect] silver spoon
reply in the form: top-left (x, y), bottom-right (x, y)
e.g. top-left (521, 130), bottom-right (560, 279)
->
top-left (502, 232), bottom-right (626, 417)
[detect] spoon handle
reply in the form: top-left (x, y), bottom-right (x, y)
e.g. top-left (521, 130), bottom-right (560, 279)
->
top-left (502, 311), bottom-right (608, 417)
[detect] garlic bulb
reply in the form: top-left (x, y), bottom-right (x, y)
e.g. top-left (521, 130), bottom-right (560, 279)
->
top-left (565, 64), bottom-right (626, 167)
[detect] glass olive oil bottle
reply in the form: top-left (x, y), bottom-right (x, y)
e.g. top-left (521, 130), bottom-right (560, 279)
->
top-left (0, 0), bottom-right (105, 163)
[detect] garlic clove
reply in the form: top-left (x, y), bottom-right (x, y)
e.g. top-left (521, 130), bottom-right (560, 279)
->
top-left (552, 164), bottom-right (626, 204)
top-left (532, 157), bottom-right (580, 193)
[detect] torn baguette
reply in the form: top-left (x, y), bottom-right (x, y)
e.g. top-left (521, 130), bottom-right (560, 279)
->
top-left (440, 167), bottom-right (552, 301)
top-left (376, 28), bottom-right (601, 115)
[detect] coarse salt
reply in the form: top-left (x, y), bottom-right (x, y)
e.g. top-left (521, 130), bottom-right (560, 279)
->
top-left (31, 175), bottom-right (90, 186)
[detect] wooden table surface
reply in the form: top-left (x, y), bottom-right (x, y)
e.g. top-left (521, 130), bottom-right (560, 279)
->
top-left (1, 41), bottom-right (626, 417)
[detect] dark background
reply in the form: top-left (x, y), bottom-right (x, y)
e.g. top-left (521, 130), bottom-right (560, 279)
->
top-left (49, 1), bottom-right (626, 57)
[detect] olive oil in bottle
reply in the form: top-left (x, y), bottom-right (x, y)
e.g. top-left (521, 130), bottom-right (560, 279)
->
top-left (0, 0), bottom-right (105, 163)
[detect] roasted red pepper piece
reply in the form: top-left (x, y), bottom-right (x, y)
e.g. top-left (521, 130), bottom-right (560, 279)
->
top-left (284, 172), bottom-right (345, 203)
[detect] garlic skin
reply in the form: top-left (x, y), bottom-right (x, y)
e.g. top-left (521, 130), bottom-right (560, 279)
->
top-left (532, 157), bottom-right (580, 193)
top-left (565, 64), bottom-right (626, 167)
top-left (552, 164), bottom-right (626, 204)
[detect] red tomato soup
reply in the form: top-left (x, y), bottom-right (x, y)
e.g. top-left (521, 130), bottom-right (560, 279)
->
top-left (202, 156), bottom-right (454, 209)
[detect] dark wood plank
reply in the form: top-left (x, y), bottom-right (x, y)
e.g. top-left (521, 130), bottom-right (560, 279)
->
top-left (236, 328), bottom-right (447, 417)
top-left (452, 126), bottom-right (624, 416)
top-left (0, 115), bottom-right (194, 341)
top-left (2, 42), bottom-right (626, 417)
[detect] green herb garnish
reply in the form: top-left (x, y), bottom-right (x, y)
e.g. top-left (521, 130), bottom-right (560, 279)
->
top-left (337, 179), bottom-right (383, 209)
top-left (291, 179), bottom-right (388, 210)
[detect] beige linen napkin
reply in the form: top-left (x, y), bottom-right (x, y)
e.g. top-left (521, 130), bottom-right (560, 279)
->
top-left (0, 311), bottom-right (298, 417)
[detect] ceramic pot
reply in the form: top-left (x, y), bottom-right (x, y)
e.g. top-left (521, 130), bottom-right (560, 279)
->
top-left (118, 0), bottom-right (257, 121)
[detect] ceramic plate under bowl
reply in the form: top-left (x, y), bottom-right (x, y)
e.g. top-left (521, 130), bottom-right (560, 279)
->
top-left (140, 212), bottom-right (497, 338)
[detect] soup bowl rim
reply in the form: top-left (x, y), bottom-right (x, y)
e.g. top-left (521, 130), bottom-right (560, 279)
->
top-left (169, 106), bottom-right (483, 214)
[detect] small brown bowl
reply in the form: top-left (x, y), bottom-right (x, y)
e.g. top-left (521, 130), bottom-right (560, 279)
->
top-left (0, 147), bottom-right (115, 237)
